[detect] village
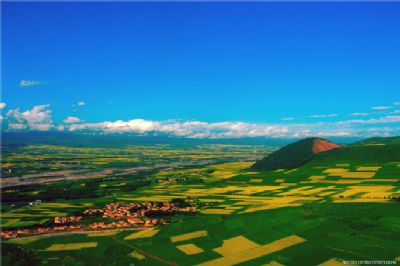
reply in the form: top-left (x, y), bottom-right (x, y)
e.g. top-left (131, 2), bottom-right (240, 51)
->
top-left (1, 200), bottom-right (197, 239)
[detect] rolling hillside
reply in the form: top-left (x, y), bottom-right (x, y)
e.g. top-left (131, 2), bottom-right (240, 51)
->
top-left (354, 136), bottom-right (400, 145)
top-left (309, 136), bottom-right (400, 166)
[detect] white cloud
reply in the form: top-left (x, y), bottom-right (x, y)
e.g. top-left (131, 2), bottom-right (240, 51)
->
top-left (0, 102), bottom-right (6, 109)
top-left (56, 125), bottom-right (65, 131)
top-left (6, 104), bottom-right (55, 131)
top-left (309, 114), bottom-right (338, 118)
top-left (9, 123), bottom-right (27, 129)
top-left (281, 117), bottom-right (295, 121)
top-left (19, 80), bottom-right (42, 87)
top-left (72, 101), bottom-right (86, 112)
top-left (63, 116), bottom-right (84, 124)
top-left (316, 131), bottom-right (352, 137)
top-left (336, 115), bottom-right (400, 125)
top-left (372, 106), bottom-right (392, 110)
top-left (349, 112), bottom-right (368, 117)
top-left (67, 119), bottom-right (291, 138)
top-left (30, 123), bottom-right (53, 131)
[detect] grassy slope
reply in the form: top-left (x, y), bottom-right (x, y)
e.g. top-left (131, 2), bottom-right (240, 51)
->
top-left (309, 140), bottom-right (400, 166)
top-left (253, 136), bottom-right (400, 171)
top-left (355, 136), bottom-right (400, 145)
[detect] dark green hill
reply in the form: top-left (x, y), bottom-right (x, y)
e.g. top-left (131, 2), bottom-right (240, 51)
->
top-left (251, 137), bottom-right (341, 171)
top-left (354, 136), bottom-right (400, 145)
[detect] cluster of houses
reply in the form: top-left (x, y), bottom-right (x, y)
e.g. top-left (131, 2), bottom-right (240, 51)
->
top-left (1, 224), bottom-right (84, 239)
top-left (83, 201), bottom-right (196, 220)
top-left (54, 215), bottom-right (82, 224)
top-left (88, 218), bottom-right (165, 230)
top-left (1, 200), bottom-right (197, 239)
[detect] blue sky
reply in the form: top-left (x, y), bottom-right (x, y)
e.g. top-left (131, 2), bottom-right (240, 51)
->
top-left (1, 2), bottom-right (400, 138)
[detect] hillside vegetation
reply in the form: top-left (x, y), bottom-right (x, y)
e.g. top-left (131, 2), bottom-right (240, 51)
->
top-left (309, 140), bottom-right (400, 166)
top-left (355, 136), bottom-right (400, 145)
top-left (251, 137), bottom-right (341, 171)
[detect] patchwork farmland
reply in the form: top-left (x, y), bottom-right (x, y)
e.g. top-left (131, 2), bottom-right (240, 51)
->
top-left (1, 137), bottom-right (400, 265)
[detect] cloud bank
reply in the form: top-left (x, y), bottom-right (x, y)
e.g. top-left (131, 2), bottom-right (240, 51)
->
top-left (3, 104), bottom-right (400, 138)
top-left (309, 114), bottom-right (338, 118)
top-left (372, 106), bottom-right (392, 110)
top-left (349, 112), bottom-right (368, 117)
top-left (63, 116), bottom-right (84, 124)
top-left (6, 104), bottom-right (56, 131)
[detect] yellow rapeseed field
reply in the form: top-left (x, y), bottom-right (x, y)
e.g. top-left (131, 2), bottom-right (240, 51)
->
top-left (323, 168), bottom-right (348, 174)
top-left (337, 172), bottom-right (376, 178)
top-left (250, 179), bottom-right (263, 183)
top-left (243, 196), bottom-right (320, 213)
top-left (124, 228), bottom-right (159, 240)
top-left (309, 176), bottom-right (326, 181)
top-left (177, 244), bottom-right (204, 255)
top-left (284, 169), bottom-right (298, 174)
top-left (212, 162), bottom-right (253, 171)
top-left (224, 206), bottom-right (243, 210)
top-left (278, 186), bottom-right (313, 195)
top-left (45, 242), bottom-right (98, 251)
top-left (198, 235), bottom-right (305, 266)
top-left (237, 186), bottom-right (287, 195)
top-left (129, 251), bottom-right (146, 260)
top-left (318, 258), bottom-right (349, 265)
top-left (171, 230), bottom-right (208, 243)
top-left (335, 185), bottom-right (395, 201)
top-left (211, 171), bottom-right (237, 180)
top-left (313, 180), bottom-right (364, 184)
top-left (281, 183), bottom-right (298, 186)
top-left (293, 186), bottom-right (336, 196)
top-left (200, 209), bottom-right (234, 215)
top-left (318, 191), bottom-right (337, 196)
top-left (356, 166), bottom-right (381, 171)
top-left (213, 236), bottom-right (259, 256)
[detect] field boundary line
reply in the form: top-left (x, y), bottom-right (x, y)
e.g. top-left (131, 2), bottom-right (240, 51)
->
top-left (112, 236), bottom-right (178, 266)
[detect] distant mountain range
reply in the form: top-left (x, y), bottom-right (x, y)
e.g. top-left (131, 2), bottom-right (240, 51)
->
top-left (252, 136), bottom-right (400, 171)
top-left (0, 131), bottom-right (361, 148)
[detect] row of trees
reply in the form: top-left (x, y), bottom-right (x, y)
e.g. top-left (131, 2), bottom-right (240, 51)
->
top-left (1, 179), bottom-right (152, 203)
